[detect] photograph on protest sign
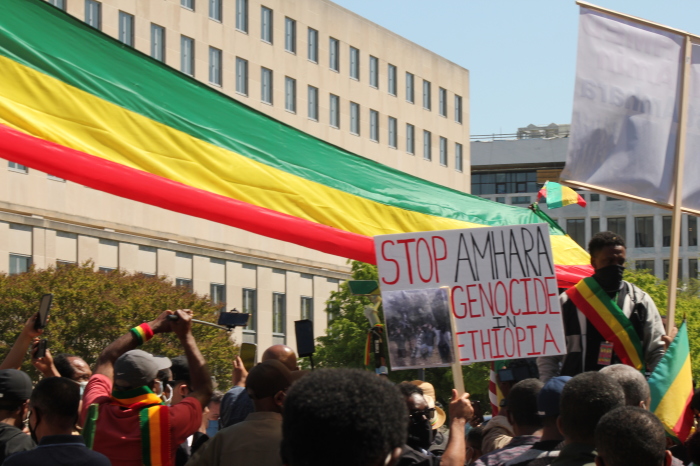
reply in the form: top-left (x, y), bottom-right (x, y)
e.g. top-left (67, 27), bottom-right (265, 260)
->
top-left (383, 287), bottom-right (454, 370)
top-left (374, 224), bottom-right (567, 365)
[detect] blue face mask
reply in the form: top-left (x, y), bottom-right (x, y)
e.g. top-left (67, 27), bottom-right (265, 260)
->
top-left (206, 419), bottom-right (219, 437)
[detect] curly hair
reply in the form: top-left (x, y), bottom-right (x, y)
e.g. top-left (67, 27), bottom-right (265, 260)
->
top-left (588, 231), bottom-right (626, 256)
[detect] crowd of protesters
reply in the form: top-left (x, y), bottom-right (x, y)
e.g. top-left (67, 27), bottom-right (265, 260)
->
top-left (0, 231), bottom-right (697, 466)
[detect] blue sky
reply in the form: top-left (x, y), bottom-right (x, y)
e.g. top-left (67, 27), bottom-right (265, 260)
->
top-left (331, 1), bottom-right (700, 136)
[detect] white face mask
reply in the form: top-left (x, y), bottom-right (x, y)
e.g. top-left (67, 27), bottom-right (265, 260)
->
top-left (159, 388), bottom-right (173, 405)
top-left (78, 381), bottom-right (88, 398)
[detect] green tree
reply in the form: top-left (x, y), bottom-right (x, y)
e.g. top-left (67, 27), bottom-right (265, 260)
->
top-left (313, 261), bottom-right (491, 407)
top-left (0, 262), bottom-right (236, 389)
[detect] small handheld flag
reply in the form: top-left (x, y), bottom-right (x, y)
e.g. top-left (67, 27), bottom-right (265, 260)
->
top-left (538, 181), bottom-right (587, 209)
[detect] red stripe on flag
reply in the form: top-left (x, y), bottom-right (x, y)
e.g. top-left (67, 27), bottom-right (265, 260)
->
top-left (0, 124), bottom-right (376, 263)
top-left (159, 405), bottom-right (171, 466)
top-left (673, 390), bottom-right (694, 442)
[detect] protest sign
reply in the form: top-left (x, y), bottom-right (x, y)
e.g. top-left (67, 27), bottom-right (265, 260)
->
top-left (374, 224), bottom-right (566, 365)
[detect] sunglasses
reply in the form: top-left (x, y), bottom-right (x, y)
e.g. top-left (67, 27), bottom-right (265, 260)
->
top-left (409, 408), bottom-right (436, 422)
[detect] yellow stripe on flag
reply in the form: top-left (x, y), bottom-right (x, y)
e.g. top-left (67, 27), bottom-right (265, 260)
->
top-left (561, 186), bottom-right (581, 206)
top-left (148, 406), bottom-right (162, 465)
top-left (654, 356), bottom-right (693, 435)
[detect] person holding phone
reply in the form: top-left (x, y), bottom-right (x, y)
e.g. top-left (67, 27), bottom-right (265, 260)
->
top-left (0, 312), bottom-right (46, 372)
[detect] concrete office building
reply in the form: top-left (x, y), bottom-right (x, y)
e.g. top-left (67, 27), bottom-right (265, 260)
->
top-left (471, 124), bottom-right (699, 282)
top-left (0, 0), bottom-right (470, 350)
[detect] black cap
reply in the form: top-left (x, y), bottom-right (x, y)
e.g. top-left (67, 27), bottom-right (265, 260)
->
top-left (170, 355), bottom-right (190, 382)
top-left (0, 369), bottom-right (32, 403)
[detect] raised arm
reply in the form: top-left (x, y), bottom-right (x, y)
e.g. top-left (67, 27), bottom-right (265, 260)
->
top-left (440, 389), bottom-right (474, 466)
top-left (171, 309), bottom-right (213, 408)
top-left (0, 313), bottom-right (42, 370)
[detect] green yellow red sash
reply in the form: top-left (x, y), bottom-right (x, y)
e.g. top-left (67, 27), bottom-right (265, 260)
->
top-left (83, 386), bottom-right (171, 465)
top-left (566, 277), bottom-right (644, 371)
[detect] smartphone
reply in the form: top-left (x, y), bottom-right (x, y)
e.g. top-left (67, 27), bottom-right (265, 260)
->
top-left (347, 280), bottom-right (380, 296)
top-left (217, 310), bottom-right (250, 328)
top-left (239, 343), bottom-right (257, 372)
top-left (35, 294), bottom-right (53, 331)
top-left (35, 339), bottom-right (47, 359)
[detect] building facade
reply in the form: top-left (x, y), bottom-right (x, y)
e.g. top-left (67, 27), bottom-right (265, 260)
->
top-left (0, 0), bottom-right (470, 351)
top-left (471, 124), bottom-right (699, 282)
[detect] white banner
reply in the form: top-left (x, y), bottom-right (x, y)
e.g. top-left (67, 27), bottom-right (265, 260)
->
top-left (563, 7), bottom-right (684, 206)
top-left (374, 225), bottom-right (566, 364)
top-left (683, 44), bottom-right (700, 210)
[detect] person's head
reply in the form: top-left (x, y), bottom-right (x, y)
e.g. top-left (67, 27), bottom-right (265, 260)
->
top-left (537, 376), bottom-right (570, 437)
top-left (466, 426), bottom-right (484, 465)
top-left (690, 389), bottom-right (700, 419)
top-left (506, 378), bottom-right (544, 435)
top-left (28, 377), bottom-right (81, 442)
top-left (169, 355), bottom-right (191, 404)
top-left (558, 372), bottom-right (625, 445)
top-left (0, 369), bottom-right (32, 428)
top-left (261, 345), bottom-right (298, 371)
top-left (113, 350), bottom-right (171, 393)
top-left (282, 369), bottom-right (407, 466)
top-left (397, 381), bottom-right (432, 451)
top-left (245, 359), bottom-right (305, 413)
top-left (409, 380), bottom-right (446, 430)
top-left (595, 406), bottom-right (671, 466)
top-left (588, 231), bottom-right (626, 270)
top-left (53, 354), bottom-right (92, 383)
top-left (599, 364), bottom-right (651, 408)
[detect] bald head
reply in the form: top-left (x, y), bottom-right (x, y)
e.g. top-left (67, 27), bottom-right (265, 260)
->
top-left (262, 345), bottom-right (298, 371)
top-left (600, 364), bottom-right (651, 408)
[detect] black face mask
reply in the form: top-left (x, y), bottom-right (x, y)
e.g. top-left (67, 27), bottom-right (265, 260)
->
top-left (593, 264), bottom-right (625, 293)
top-left (407, 418), bottom-right (433, 451)
top-left (28, 409), bottom-right (39, 444)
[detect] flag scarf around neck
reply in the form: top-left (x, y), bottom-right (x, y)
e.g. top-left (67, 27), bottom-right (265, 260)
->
top-left (565, 277), bottom-right (644, 370)
top-left (0, 0), bottom-right (591, 287)
top-left (649, 321), bottom-right (694, 442)
top-left (111, 386), bottom-right (171, 466)
top-left (537, 181), bottom-right (587, 209)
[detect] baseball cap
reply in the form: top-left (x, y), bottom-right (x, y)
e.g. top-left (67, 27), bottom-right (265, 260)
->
top-left (246, 360), bottom-right (306, 400)
top-left (114, 350), bottom-right (171, 388)
top-left (410, 380), bottom-right (446, 429)
top-left (170, 355), bottom-right (190, 382)
top-left (537, 376), bottom-right (571, 417)
top-left (0, 369), bottom-right (32, 403)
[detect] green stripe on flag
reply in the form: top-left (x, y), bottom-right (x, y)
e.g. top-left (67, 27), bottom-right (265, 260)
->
top-left (649, 321), bottom-right (690, 413)
top-left (547, 182), bottom-right (564, 209)
top-left (139, 408), bottom-right (151, 466)
top-left (0, 0), bottom-right (565, 233)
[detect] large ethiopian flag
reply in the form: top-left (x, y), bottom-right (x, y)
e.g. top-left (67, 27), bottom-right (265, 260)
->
top-left (0, 0), bottom-right (591, 285)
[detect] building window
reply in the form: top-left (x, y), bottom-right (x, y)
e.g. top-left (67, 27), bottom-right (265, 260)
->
top-left (511, 196), bottom-right (531, 205)
top-left (567, 219), bottom-right (586, 248)
top-left (329, 94), bottom-right (340, 128)
top-left (470, 171), bottom-right (538, 196)
top-left (99, 267), bottom-right (116, 274)
top-left (308, 85), bottom-right (319, 121)
top-left (439, 87), bottom-right (447, 117)
top-left (423, 130), bottom-right (431, 160)
top-left (9, 254), bottom-right (31, 276)
top-left (388, 117), bottom-right (397, 149)
top-left (209, 0), bottom-right (222, 21)
top-left (591, 217), bottom-right (600, 236)
top-left (455, 95), bottom-right (463, 123)
top-left (369, 56), bottom-right (379, 88)
top-left (406, 124), bottom-right (415, 155)
top-left (423, 80), bottom-right (431, 110)
top-left (635, 217), bottom-right (654, 248)
top-left (607, 217), bottom-right (626, 237)
top-left (85, 0), bottom-right (101, 30)
top-left (261, 67), bottom-right (273, 104)
top-left (690, 258), bottom-right (698, 279)
top-left (329, 38), bottom-right (340, 72)
top-left (455, 142), bottom-right (463, 172)
top-left (590, 193), bottom-right (600, 202)
top-left (8, 162), bottom-right (27, 173)
top-left (151, 24), bottom-right (166, 62)
top-left (406, 72), bottom-right (414, 103)
top-left (663, 259), bottom-right (681, 280)
top-left (285, 77), bottom-right (296, 113)
top-left (210, 283), bottom-right (226, 310)
top-left (242, 288), bottom-right (257, 332)
top-left (236, 0), bottom-right (248, 32)
top-left (635, 260), bottom-right (655, 273)
top-left (438, 137), bottom-right (447, 166)
top-left (180, 36), bottom-right (194, 76)
top-left (662, 216), bottom-right (673, 247)
top-left (209, 47), bottom-right (222, 86)
top-left (48, 0), bottom-right (66, 10)
top-left (235, 57), bottom-right (248, 95)
top-left (48, 174), bottom-right (65, 182)
top-left (388, 64), bottom-right (397, 96)
top-left (307, 28), bottom-right (318, 63)
top-left (261, 6), bottom-right (273, 43)
top-left (181, 0), bottom-right (194, 10)
top-left (175, 278), bottom-right (193, 292)
top-left (370, 109), bottom-right (379, 142)
top-left (285, 17), bottom-right (296, 53)
top-left (350, 102), bottom-right (360, 135)
top-left (301, 296), bottom-right (313, 321)
top-left (495, 197), bottom-right (506, 204)
top-left (118, 12), bottom-right (134, 47)
top-left (349, 46), bottom-right (360, 80)
top-left (689, 215), bottom-right (698, 246)
top-left (273, 292), bottom-right (286, 336)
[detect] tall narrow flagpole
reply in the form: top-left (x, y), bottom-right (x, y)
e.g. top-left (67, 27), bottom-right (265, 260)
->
top-left (666, 35), bottom-right (693, 334)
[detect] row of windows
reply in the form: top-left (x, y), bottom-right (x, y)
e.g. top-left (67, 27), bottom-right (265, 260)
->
top-left (64, 0), bottom-right (465, 124)
top-left (564, 216), bottom-right (698, 249)
top-left (634, 258), bottom-right (699, 280)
